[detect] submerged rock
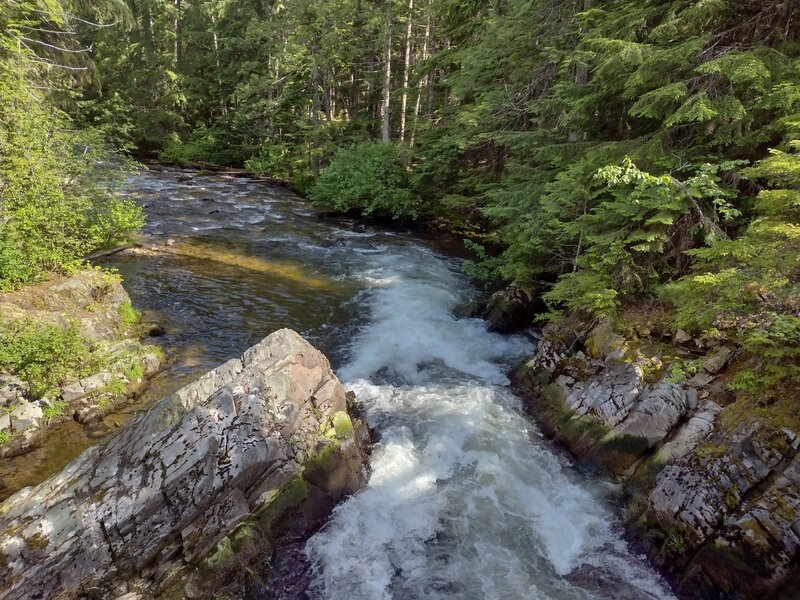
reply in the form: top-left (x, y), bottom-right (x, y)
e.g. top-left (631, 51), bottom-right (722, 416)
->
top-left (321, 236), bottom-right (377, 250)
top-left (0, 329), bottom-right (369, 600)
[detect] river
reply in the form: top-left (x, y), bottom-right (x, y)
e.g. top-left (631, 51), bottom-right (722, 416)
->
top-left (7, 168), bottom-right (676, 599)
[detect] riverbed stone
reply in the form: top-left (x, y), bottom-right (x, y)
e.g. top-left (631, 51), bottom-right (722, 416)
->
top-left (615, 380), bottom-right (689, 447)
top-left (0, 329), bottom-right (368, 600)
top-left (9, 402), bottom-right (43, 432)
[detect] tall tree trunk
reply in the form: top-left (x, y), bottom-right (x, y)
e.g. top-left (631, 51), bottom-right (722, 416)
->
top-left (311, 41), bottom-right (321, 175)
top-left (210, 12), bottom-right (225, 114)
top-left (174, 0), bottom-right (182, 68)
top-left (381, 0), bottom-right (392, 143)
top-left (141, 2), bottom-right (155, 54)
top-left (351, 0), bottom-right (363, 116)
top-left (399, 0), bottom-right (414, 142)
top-left (569, 0), bottom-right (590, 141)
top-left (410, 4), bottom-right (430, 147)
top-left (426, 18), bottom-right (436, 117)
top-left (325, 68), bottom-right (334, 122)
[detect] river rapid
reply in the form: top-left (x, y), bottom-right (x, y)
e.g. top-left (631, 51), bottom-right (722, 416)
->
top-left (17, 168), bottom-right (676, 599)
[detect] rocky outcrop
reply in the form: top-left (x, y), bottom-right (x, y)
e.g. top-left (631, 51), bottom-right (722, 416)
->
top-left (475, 284), bottom-right (544, 333)
top-left (0, 271), bottom-right (162, 458)
top-left (0, 329), bottom-right (368, 600)
top-left (514, 318), bottom-right (799, 599)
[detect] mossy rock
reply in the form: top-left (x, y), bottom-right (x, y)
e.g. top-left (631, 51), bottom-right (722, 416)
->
top-left (253, 476), bottom-right (310, 535)
top-left (332, 411), bottom-right (354, 440)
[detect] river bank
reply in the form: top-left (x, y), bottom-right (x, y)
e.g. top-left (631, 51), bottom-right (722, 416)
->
top-left (488, 296), bottom-right (800, 599)
top-left (0, 270), bottom-right (163, 468)
top-left (1, 167), bottom-right (678, 599)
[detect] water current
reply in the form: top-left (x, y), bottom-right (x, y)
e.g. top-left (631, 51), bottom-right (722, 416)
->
top-left (2, 168), bottom-right (676, 599)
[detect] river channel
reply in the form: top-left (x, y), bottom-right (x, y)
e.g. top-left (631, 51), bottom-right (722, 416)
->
top-left (4, 168), bottom-right (676, 599)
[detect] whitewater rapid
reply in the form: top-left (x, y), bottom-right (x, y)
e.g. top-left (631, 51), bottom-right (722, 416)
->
top-left (306, 248), bottom-right (676, 600)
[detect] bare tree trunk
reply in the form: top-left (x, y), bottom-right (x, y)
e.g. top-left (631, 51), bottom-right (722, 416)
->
top-left (325, 68), bottom-right (334, 122)
top-left (381, 0), bottom-right (392, 143)
top-left (399, 0), bottom-right (414, 142)
top-left (210, 12), bottom-right (226, 114)
top-left (351, 0), bottom-right (363, 116)
top-left (410, 4), bottom-right (430, 148)
top-left (569, 0), bottom-right (590, 141)
top-left (311, 42), bottom-right (321, 175)
top-left (174, 0), bottom-right (182, 68)
top-left (426, 18), bottom-right (436, 117)
top-left (141, 2), bottom-right (155, 54)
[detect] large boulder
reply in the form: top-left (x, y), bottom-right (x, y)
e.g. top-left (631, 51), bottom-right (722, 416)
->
top-left (476, 284), bottom-right (544, 333)
top-left (0, 329), bottom-right (368, 600)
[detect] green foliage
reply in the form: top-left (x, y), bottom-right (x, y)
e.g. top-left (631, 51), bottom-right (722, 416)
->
top-left (0, 430), bottom-right (9, 445)
top-left (118, 300), bottom-right (141, 328)
top-left (106, 378), bottom-right (128, 396)
top-left (0, 3), bottom-right (144, 289)
top-left (462, 240), bottom-right (505, 288)
top-left (123, 360), bottom-right (144, 382)
top-left (0, 319), bottom-right (94, 399)
top-left (663, 142), bottom-right (800, 387)
top-left (32, 0), bottom-right (798, 395)
top-left (42, 400), bottom-right (68, 420)
top-left (308, 142), bottom-right (420, 220)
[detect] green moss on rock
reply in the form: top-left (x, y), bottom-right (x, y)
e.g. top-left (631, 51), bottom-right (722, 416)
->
top-left (332, 411), bottom-right (354, 440)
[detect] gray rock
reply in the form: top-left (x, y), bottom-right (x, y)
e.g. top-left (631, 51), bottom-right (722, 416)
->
top-left (674, 329), bottom-right (693, 344)
top-left (60, 381), bottom-right (86, 403)
top-left (61, 372), bottom-right (113, 404)
top-left (686, 372), bottom-right (715, 388)
top-left (0, 329), bottom-right (364, 600)
top-left (0, 374), bottom-right (26, 404)
top-left (646, 423), bottom-right (790, 549)
top-left (653, 401), bottom-right (722, 464)
top-left (615, 379), bottom-right (689, 447)
top-left (0, 412), bottom-right (10, 432)
top-left (141, 353), bottom-right (162, 376)
top-left (9, 402), bottom-right (43, 432)
top-left (563, 362), bottom-right (645, 428)
top-left (702, 345), bottom-right (735, 374)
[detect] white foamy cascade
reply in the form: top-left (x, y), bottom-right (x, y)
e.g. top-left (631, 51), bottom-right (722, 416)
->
top-left (306, 245), bottom-right (675, 600)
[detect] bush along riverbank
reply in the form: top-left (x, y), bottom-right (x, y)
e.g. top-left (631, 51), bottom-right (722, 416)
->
top-left (0, 270), bottom-right (163, 458)
top-left (487, 289), bottom-right (799, 599)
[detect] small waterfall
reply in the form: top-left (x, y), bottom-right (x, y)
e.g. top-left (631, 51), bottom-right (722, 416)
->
top-left (306, 247), bottom-right (675, 600)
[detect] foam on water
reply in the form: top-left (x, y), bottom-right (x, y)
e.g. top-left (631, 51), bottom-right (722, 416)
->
top-left (306, 246), bottom-right (675, 600)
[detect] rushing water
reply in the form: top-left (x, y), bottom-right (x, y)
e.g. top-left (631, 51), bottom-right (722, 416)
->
top-left (2, 168), bottom-right (675, 598)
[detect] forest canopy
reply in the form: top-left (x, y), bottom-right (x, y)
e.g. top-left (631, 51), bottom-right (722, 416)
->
top-left (2, 0), bottom-right (799, 389)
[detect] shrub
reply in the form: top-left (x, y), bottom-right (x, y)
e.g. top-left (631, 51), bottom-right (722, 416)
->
top-left (0, 56), bottom-right (144, 289)
top-left (0, 319), bottom-right (94, 398)
top-left (308, 142), bottom-right (420, 220)
top-left (118, 300), bottom-right (141, 327)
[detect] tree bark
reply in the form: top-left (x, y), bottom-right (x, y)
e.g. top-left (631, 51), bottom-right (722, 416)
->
top-left (410, 3), bottom-right (430, 147)
top-left (399, 0), bottom-right (414, 142)
top-left (381, 0), bottom-right (392, 143)
top-left (174, 0), bottom-right (182, 68)
top-left (311, 40), bottom-right (321, 175)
